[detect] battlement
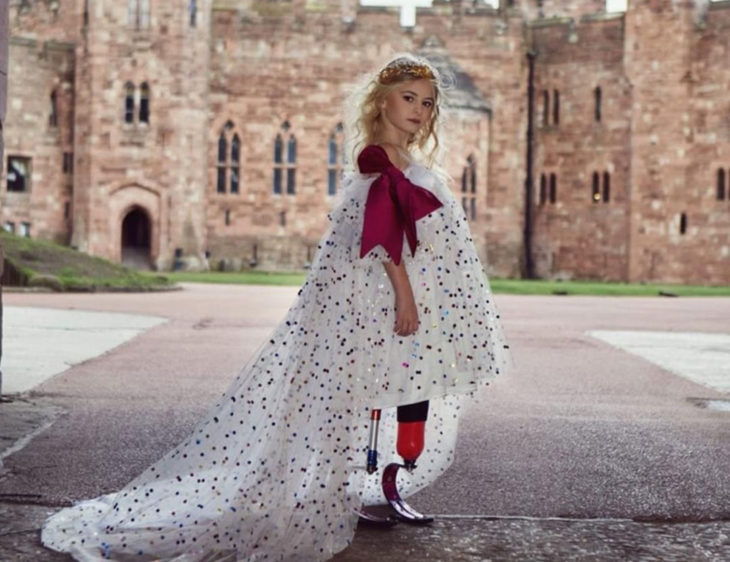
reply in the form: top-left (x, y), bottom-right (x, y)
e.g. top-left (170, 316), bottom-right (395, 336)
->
top-left (9, 0), bottom-right (80, 44)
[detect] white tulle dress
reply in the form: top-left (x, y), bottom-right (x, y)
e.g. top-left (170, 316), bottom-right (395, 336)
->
top-left (41, 148), bottom-right (511, 561)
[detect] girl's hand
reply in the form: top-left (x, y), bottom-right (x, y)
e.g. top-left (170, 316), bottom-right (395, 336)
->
top-left (394, 292), bottom-right (419, 337)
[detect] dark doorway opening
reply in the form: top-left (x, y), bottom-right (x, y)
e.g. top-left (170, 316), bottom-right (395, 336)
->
top-left (122, 207), bottom-right (152, 269)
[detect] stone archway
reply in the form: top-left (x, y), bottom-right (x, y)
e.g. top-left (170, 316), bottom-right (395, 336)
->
top-left (121, 206), bottom-right (152, 269)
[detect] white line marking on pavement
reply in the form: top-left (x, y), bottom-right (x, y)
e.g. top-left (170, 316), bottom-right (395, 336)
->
top-left (588, 330), bottom-right (730, 394)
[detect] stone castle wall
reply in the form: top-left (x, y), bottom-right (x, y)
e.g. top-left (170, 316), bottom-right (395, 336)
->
top-left (2, 37), bottom-right (74, 243)
top-left (1, 0), bottom-right (729, 284)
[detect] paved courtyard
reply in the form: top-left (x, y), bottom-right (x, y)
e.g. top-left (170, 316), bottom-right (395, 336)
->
top-left (0, 284), bottom-right (728, 560)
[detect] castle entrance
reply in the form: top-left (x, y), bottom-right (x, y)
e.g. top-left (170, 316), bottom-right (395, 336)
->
top-left (121, 206), bottom-right (152, 269)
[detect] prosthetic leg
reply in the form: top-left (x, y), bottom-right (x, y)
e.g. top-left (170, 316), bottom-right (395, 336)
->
top-left (360, 401), bottom-right (433, 525)
top-left (382, 401), bottom-right (433, 524)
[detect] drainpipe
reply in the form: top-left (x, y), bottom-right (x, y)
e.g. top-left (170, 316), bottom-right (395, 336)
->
top-left (524, 49), bottom-right (536, 279)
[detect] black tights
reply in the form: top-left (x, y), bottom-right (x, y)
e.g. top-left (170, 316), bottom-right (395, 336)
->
top-left (396, 400), bottom-right (429, 423)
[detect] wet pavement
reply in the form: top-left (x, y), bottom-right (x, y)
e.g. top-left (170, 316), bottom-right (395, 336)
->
top-left (0, 285), bottom-right (728, 560)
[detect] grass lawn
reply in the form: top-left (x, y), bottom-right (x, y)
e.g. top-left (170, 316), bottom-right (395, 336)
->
top-left (162, 270), bottom-right (730, 297)
top-left (1, 231), bottom-right (173, 292)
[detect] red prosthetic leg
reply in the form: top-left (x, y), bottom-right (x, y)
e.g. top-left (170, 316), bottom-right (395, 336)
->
top-left (382, 403), bottom-right (434, 524)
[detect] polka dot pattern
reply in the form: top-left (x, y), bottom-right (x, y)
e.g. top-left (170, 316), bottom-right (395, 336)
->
top-left (42, 162), bottom-right (510, 561)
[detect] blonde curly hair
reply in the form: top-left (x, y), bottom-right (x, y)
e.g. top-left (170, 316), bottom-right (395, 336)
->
top-left (347, 54), bottom-right (448, 169)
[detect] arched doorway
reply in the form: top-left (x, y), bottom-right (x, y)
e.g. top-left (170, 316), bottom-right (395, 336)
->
top-left (121, 206), bottom-right (152, 269)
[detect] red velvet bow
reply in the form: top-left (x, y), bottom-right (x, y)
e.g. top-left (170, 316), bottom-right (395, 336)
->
top-left (358, 145), bottom-right (443, 265)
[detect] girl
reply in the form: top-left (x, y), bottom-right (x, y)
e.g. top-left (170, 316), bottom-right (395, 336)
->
top-left (42, 54), bottom-right (510, 561)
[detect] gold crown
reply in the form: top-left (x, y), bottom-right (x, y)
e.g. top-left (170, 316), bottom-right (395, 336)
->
top-left (378, 61), bottom-right (435, 85)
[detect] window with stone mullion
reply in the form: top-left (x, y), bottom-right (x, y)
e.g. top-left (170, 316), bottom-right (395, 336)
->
top-left (461, 155), bottom-right (476, 220)
top-left (128, 0), bottom-right (150, 29)
top-left (327, 124), bottom-right (344, 196)
top-left (230, 134), bottom-right (240, 194)
top-left (217, 133), bottom-right (227, 194)
top-left (273, 134), bottom-right (284, 195)
top-left (286, 136), bottom-right (297, 195)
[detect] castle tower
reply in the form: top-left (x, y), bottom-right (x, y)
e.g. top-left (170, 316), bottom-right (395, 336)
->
top-left (71, 0), bottom-right (211, 269)
top-left (623, 0), bottom-right (729, 284)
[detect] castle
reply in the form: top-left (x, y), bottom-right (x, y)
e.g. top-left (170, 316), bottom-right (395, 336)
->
top-left (2, 0), bottom-right (729, 285)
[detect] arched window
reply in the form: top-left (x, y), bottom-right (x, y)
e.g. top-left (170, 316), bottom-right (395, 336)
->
top-left (217, 133), bottom-right (227, 194)
top-left (287, 136), bottom-right (297, 195)
top-left (273, 122), bottom-right (296, 196)
top-left (273, 134), bottom-right (284, 195)
top-left (552, 89), bottom-right (560, 126)
top-left (461, 167), bottom-right (467, 214)
top-left (327, 122), bottom-right (344, 196)
top-left (542, 90), bottom-right (549, 126)
top-left (215, 121), bottom-right (241, 195)
top-left (549, 173), bottom-right (557, 204)
top-left (231, 134), bottom-right (240, 194)
top-left (602, 171), bottom-right (610, 202)
top-left (468, 155), bottom-right (476, 219)
top-left (139, 82), bottom-right (150, 123)
top-left (49, 90), bottom-right (58, 127)
top-left (539, 173), bottom-right (547, 206)
top-left (124, 82), bottom-right (135, 123)
top-left (594, 86), bottom-right (602, 122)
top-left (679, 212), bottom-right (687, 235)
top-left (592, 171), bottom-right (600, 203)
top-left (717, 168), bottom-right (726, 200)
top-left (461, 155), bottom-right (476, 219)
top-left (189, 0), bottom-right (197, 27)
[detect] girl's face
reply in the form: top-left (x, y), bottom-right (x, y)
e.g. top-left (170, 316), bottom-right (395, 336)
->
top-left (380, 79), bottom-right (436, 138)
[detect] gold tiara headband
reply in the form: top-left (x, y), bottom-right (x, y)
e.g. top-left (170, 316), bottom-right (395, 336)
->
top-left (378, 62), bottom-right (435, 85)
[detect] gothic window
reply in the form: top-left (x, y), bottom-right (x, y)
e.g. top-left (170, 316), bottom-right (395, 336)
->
top-left (215, 121), bottom-right (240, 195)
top-left (273, 122), bottom-right (296, 195)
top-left (217, 133), bottom-right (227, 194)
top-left (539, 173), bottom-right (547, 206)
top-left (549, 173), bottom-right (557, 204)
top-left (602, 171), bottom-right (610, 202)
top-left (83, 0), bottom-right (89, 27)
top-left (552, 89), bottom-right (560, 126)
top-left (542, 90), bottom-right (549, 126)
top-left (461, 166), bottom-right (467, 213)
top-left (224, 209), bottom-right (231, 226)
top-left (139, 82), bottom-right (150, 123)
top-left (679, 212), bottom-right (687, 235)
top-left (717, 168), bottom-right (726, 200)
top-left (461, 155), bottom-right (476, 219)
top-left (19, 222), bottom-right (31, 238)
top-left (124, 82), bottom-right (135, 123)
top-left (273, 134), bottom-right (283, 195)
top-left (3, 222), bottom-right (14, 234)
top-left (128, 0), bottom-right (150, 29)
top-left (189, 0), bottom-right (197, 27)
top-left (231, 134), bottom-right (240, 194)
top-left (594, 86), bottom-right (602, 123)
top-left (287, 136), bottom-right (297, 195)
top-left (327, 122), bottom-right (344, 196)
top-left (7, 156), bottom-right (30, 193)
top-left (49, 90), bottom-right (58, 127)
top-left (592, 171), bottom-right (600, 203)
